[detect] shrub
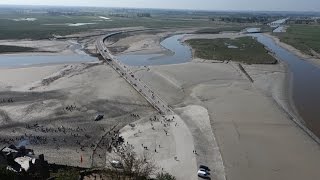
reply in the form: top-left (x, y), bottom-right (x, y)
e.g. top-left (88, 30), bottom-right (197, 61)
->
top-left (156, 172), bottom-right (176, 180)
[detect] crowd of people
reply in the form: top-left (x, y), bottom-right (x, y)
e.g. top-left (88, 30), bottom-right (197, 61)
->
top-left (25, 123), bottom-right (85, 135)
top-left (0, 98), bottom-right (14, 103)
top-left (124, 114), bottom-right (181, 159)
top-left (1, 109), bottom-right (185, 167)
top-left (65, 104), bottom-right (78, 112)
top-left (0, 122), bottom-right (94, 152)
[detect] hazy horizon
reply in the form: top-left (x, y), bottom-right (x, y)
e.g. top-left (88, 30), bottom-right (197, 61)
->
top-left (1, 0), bottom-right (319, 12)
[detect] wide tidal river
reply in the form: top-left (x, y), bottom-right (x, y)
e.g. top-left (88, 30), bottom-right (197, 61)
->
top-left (251, 34), bottom-right (320, 139)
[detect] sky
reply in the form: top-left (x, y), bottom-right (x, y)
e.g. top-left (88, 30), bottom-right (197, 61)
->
top-left (1, 0), bottom-right (319, 11)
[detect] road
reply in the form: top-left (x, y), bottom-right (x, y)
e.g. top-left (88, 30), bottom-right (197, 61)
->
top-left (96, 32), bottom-right (173, 115)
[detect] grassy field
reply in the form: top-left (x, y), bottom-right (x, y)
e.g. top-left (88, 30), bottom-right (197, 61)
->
top-left (0, 13), bottom-right (248, 40)
top-left (276, 25), bottom-right (320, 55)
top-left (186, 37), bottom-right (277, 64)
top-left (0, 45), bottom-right (36, 53)
top-left (195, 25), bottom-right (248, 34)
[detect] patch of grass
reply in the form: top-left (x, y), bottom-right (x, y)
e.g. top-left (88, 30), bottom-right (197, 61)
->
top-left (195, 25), bottom-right (248, 34)
top-left (107, 32), bottom-right (132, 43)
top-left (276, 25), bottom-right (320, 55)
top-left (0, 166), bottom-right (16, 180)
top-left (0, 165), bottom-right (44, 180)
top-left (0, 45), bottom-right (36, 53)
top-left (156, 172), bottom-right (176, 180)
top-left (186, 36), bottom-right (277, 64)
top-left (51, 168), bottom-right (80, 180)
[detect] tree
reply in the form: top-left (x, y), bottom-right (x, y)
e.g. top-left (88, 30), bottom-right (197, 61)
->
top-left (156, 172), bottom-right (176, 180)
top-left (108, 147), bottom-right (157, 180)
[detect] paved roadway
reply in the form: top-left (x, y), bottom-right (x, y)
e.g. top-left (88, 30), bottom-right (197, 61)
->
top-left (96, 32), bottom-right (173, 115)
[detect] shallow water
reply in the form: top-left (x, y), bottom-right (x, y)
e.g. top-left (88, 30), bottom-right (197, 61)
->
top-left (116, 34), bottom-right (192, 66)
top-left (251, 34), bottom-right (320, 138)
top-left (43, 23), bottom-right (97, 26)
top-left (0, 54), bottom-right (96, 67)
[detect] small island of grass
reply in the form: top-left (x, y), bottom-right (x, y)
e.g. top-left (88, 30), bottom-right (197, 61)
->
top-left (186, 36), bottom-right (277, 64)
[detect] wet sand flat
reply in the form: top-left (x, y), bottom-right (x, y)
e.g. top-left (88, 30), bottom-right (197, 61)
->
top-left (134, 61), bottom-right (320, 180)
top-left (0, 62), bottom-right (154, 167)
top-left (111, 31), bottom-right (320, 180)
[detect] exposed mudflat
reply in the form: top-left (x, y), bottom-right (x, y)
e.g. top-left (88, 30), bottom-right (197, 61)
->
top-left (0, 62), bottom-right (155, 167)
top-left (112, 31), bottom-right (320, 180)
top-left (133, 60), bottom-right (320, 180)
top-left (1, 29), bottom-right (320, 180)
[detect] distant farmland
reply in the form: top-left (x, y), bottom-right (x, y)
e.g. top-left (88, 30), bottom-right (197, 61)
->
top-left (277, 25), bottom-right (320, 56)
top-left (0, 12), bottom-right (245, 40)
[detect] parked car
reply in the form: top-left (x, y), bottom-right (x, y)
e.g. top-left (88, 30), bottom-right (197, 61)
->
top-left (111, 160), bottom-right (123, 169)
top-left (94, 114), bottom-right (104, 121)
top-left (199, 165), bottom-right (211, 172)
top-left (199, 168), bottom-right (210, 175)
top-left (197, 169), bottom-right (209, 178)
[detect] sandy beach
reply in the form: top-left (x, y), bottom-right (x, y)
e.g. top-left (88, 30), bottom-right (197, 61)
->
top-left (0, 29), bottom-right (320, 180)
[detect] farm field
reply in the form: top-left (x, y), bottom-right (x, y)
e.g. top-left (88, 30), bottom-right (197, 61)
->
top-left (277, 25), bottom-right (320, 55)
top-left (0, 12), bottom-right (246, 40)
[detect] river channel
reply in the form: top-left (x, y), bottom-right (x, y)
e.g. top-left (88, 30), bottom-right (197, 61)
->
top-left (251, 34), bottom-right (320, 138)
top-left (116, 34), bottom-right (192, 66)
top-left (0, 42), bottom-right (96, 67)
top-left (117, 33), bottom-right (320, 139)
